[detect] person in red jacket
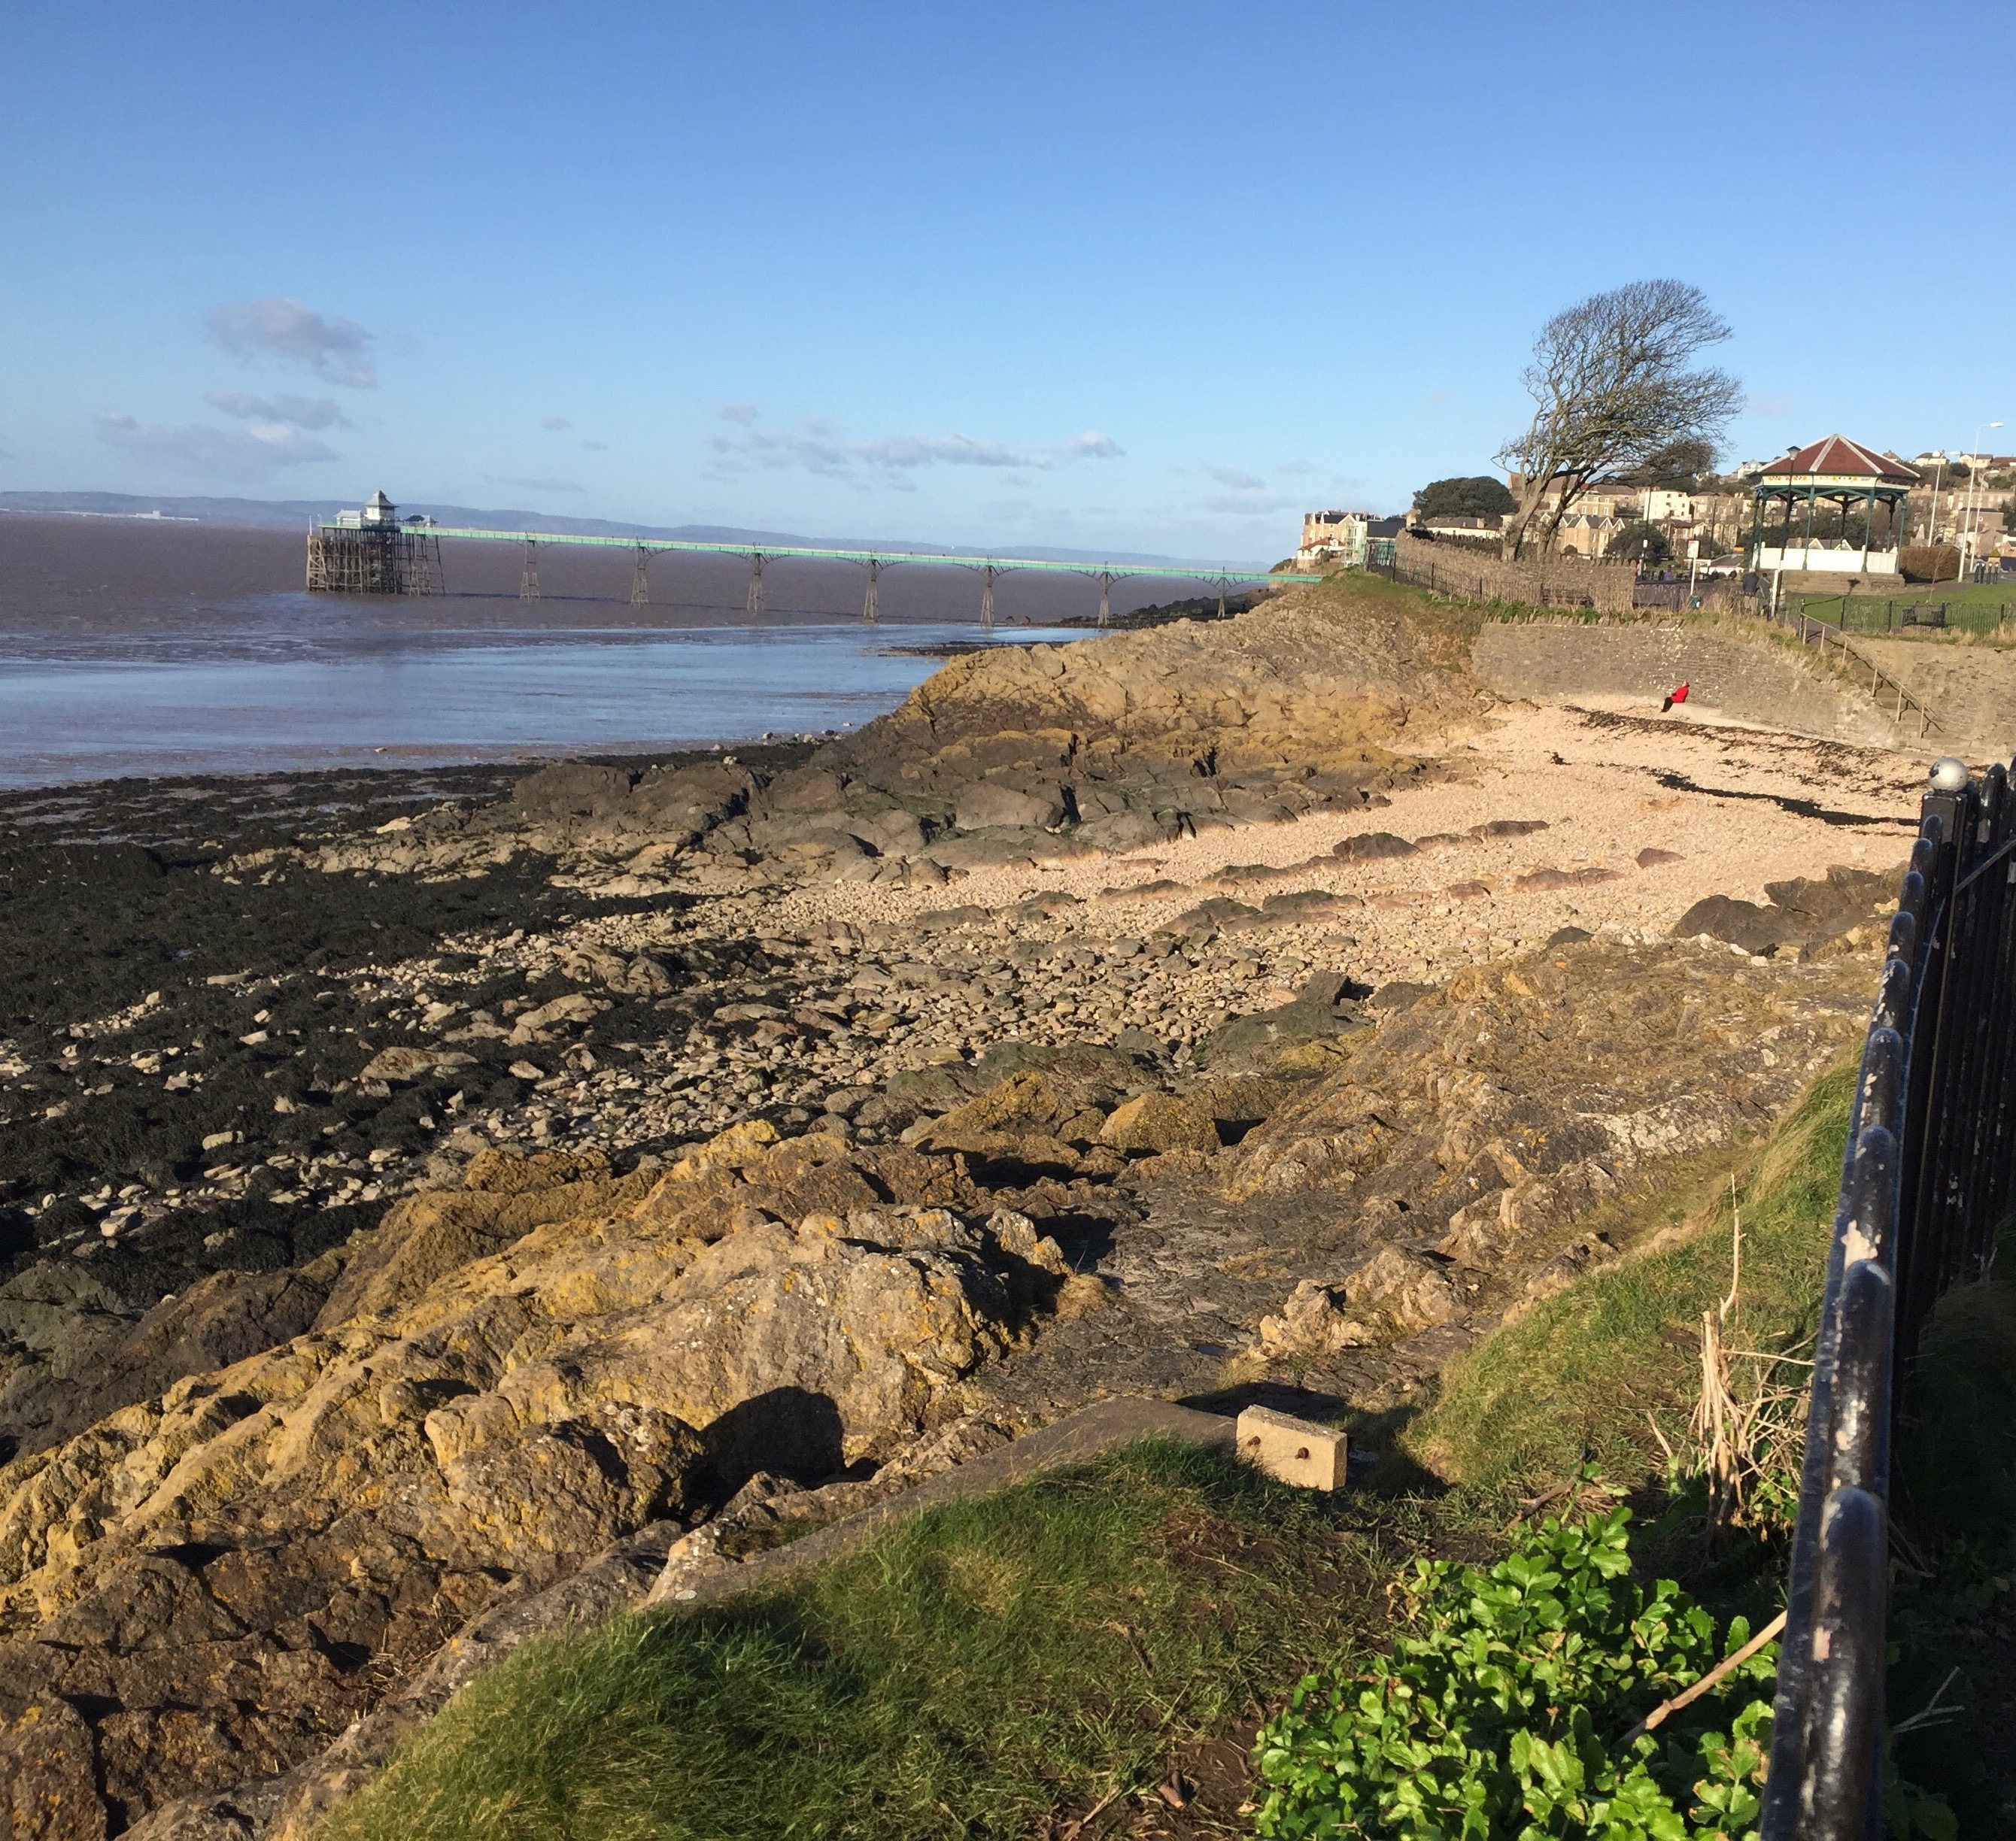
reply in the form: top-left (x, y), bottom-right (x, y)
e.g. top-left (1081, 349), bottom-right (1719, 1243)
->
top-left (1661, 682), bottom-right (1690, 714)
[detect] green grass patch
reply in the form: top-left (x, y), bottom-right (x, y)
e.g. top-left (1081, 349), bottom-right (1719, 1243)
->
top-left (323, 1439), bottom-right (1399, 1841)
top-left (1404, 1064), bottom-right (1854, 1495)
top-left (1788, 583), bottom-right (2016, 641)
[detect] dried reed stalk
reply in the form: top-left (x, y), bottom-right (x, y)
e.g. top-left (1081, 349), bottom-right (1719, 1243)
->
top-left (1687, 1178), bottom-right (1808, 1531)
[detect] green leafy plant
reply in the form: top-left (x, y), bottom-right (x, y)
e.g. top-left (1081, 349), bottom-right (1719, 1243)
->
top-left (1251, 1492), bottom-right (1777, 1839)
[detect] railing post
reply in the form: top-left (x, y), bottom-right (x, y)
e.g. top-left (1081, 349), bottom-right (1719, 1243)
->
top-left (1802, 1487), bottom-right (1888, 1838)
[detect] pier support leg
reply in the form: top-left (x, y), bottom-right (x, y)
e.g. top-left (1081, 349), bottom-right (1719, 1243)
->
top-left (630, 545), bottom-right (650, 607)
top-left (519, 539), bottom-right (540, 602)
top-left (981, 564), bottom-right (996, 630)
top-left (1098, 571), bottom-right (1112, 628)
top-left (1216, 577), bottom-right (1229, 620)
top-left (863, 557), bottom-right (880, 623)
top-left (746, 554), bottom-right (766, 620)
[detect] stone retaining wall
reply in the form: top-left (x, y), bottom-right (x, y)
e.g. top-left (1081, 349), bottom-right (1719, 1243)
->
top-left (1854, 638), bottom-right (2016, 762)
top-left (1473, 619), bottom-right (1905, 747)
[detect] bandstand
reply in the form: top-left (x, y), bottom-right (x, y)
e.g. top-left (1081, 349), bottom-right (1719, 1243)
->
top-left (1749, 435), bottom-right (1918, 576)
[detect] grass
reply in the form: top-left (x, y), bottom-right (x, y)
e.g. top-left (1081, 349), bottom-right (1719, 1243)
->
top-left (320, 1066), bottom-right (1860, 1841)
top-left (1402, 1063), bottom-right (1854, 1496)
top-left (1787, 583), bottom-right (2016, 641)
top-left (328, 1057), bottom-right (2013, 1839)
top-left (322, 1439), bottom-right (1409, 1841)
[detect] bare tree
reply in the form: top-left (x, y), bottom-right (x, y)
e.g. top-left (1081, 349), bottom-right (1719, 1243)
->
top-left (1495, 281), bottom-right (1741, 561)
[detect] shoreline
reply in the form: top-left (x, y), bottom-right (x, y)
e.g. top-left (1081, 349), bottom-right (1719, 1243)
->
top-left (2, 690), bottom-right (1914, 1443)
top-left (0, 619), bottom-right (1086, 793)
top-left (0, 582), bottom-right (1930, 1834)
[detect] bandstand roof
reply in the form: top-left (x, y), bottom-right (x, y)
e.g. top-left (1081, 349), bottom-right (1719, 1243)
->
top-left (1765, 435), bottom-right (1920, 483)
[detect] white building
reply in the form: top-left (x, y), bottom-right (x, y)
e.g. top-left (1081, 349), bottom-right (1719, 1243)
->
top-left (1297, 509), bottom-right (1373, 568)
top-left (335, 489), bottom-right (401, 529)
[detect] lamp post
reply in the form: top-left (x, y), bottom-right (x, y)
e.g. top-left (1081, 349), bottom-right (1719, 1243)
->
top-left (1960, 421), bottom-right (2003, 579)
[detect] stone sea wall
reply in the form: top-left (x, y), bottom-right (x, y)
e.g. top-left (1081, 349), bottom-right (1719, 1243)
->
top-left (1473, 618), bottom-right (1908, 746)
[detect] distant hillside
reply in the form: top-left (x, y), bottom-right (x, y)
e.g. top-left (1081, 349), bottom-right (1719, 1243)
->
top-left (0, 491), bottom-right (1248, 570)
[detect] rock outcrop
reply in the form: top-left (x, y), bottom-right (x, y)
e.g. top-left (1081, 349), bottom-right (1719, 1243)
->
top-left (0, 1136), bottom-right (1082, 1834)
top-left (1670, 865), bottom-right (1899, 958)
top-left (1225, 941), bottom-right (1870, 1358)
top-left (281, 587), bottom-right (1474, 890)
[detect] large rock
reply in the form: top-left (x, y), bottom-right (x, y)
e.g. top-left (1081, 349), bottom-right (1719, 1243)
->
top-left (2, 1266), bottom-right (333, 1460)
top-left (1222, 943), bottom-right (1870, 1284)
top-left (1099, 1091), bottom-right (1220, 1155)
top-left (0, 1139), bottom-right (1070, 1835)
top-left (1670, 894), bottom-right (1785, 954)
top-left (915, 1050), bottom-right (1136, 1152)
top-left (1199, 972), bottom-right (1367, 1073)
top-left (952, 781), bottom-right (1067, 833)
top-left (1333, 830), bottom-right (1417, 861)
top-left (1672, 866), bottom-right (1898, 958)
top-left (816, 588), bottom-right (1471, 810)
top-left (1258, 1248), bottom-right (1464, 1355)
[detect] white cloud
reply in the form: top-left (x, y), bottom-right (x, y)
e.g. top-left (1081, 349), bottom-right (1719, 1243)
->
top-left (96, 411), bottom-right (338, 477)
top-left (708, 414), bottom-right (1125, 489)
top-left (206, 297), bottom-right (376, 388)
top-left (204, 388), bottom-right (348, 430)
top-left (542, 416), bottom-right (572, 431)
top-left (1195, 465), bottom-right (1294, 515)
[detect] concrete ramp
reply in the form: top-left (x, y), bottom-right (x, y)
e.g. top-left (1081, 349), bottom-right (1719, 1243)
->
top-left (1474, 619), bottom-right (1918, 749)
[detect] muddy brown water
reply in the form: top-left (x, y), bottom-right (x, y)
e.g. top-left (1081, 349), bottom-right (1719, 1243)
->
top-left (0, 514), bottom-right (1183, 787)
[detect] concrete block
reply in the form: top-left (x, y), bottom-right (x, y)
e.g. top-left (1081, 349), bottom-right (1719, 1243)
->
top-left (1235, 1405), bottom-right (1347, 1491)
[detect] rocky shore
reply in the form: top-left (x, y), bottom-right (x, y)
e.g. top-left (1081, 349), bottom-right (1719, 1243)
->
top-left (0, 581), bottom-right (1924, 1837)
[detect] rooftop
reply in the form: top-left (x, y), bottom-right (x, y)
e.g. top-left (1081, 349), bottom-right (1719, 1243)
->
top-left (1766, 435), bottom-right (1920, 483)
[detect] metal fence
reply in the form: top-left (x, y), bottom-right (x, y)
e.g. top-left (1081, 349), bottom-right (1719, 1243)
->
top-left (1365, 550), bottom-right (1766, 617)
top-left (1760, 757), bottom-right (2016, 1839)
top-left (1366, 551), bottom-right (1599, 610)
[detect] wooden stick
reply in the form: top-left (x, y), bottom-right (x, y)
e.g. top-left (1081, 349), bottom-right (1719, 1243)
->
top-left (1621, 1610), bottom-right (1787, 1745)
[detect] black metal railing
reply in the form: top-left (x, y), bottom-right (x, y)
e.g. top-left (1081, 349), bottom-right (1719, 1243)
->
top-left (1761, 756), bottom-right (2016, 1839)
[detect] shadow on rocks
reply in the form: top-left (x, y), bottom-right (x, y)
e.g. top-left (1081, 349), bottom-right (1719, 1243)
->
top-left (700, 1386), bottom-right (849, 1505)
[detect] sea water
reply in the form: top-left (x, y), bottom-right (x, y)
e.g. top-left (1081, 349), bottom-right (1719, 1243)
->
top-left (0, 609), bottom-right (1081, 786)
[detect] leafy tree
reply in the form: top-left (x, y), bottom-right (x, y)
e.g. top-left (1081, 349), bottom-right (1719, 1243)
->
top-left (1610, 522), bottom-right (1673, 566)
top-left (1413, 475), bottom-right (1517, 520)
top-left (1496, 280), bottom-right (1741, 561)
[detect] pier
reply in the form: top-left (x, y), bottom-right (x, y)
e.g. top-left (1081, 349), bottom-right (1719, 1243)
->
top-left (306, 492), bottom-right (1318, 624)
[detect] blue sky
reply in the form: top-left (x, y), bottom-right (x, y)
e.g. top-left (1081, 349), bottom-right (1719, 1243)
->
top-left (5, 0), bottom-right (2011, 559)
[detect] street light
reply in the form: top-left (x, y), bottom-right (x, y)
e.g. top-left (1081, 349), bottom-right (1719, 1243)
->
top-left (1959, 420), bottom-right (2003, 579)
